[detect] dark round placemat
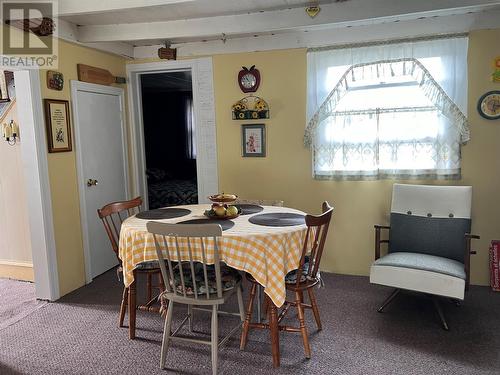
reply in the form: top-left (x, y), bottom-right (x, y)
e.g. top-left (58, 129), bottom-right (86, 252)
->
top-left (248, 213), bottom-right (305, 227)
top-left (177, 218), bottom-right (235, 231)
top-left (135, 208), bottom-right (191, 220)
top-left (235, 204), bottom-right (264, 215)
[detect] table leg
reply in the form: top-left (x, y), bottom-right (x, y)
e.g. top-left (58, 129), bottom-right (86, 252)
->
top-left (129, 277), bottom-right (137, 340)
top-left (268, 296), bottom-right (280, 368)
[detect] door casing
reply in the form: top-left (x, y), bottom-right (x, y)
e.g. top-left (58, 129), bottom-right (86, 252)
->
top-left (126, 58), bottom-right (218, 208)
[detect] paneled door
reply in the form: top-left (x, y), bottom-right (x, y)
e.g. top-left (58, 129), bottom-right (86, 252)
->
top-left (71, 81), bottom-right (129, 282)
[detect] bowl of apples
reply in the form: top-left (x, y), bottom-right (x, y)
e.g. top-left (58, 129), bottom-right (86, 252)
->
top-left (204, 204), bottom-right (241, 220)
top-left (205, 193), bottom-right (241, 220)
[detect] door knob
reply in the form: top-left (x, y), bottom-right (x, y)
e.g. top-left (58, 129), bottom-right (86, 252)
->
top-left (87, 178), bottom-right (99, 187)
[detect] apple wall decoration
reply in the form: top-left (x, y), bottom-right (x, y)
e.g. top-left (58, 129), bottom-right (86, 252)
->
top-left (238, 65), bottom-right (260, 93)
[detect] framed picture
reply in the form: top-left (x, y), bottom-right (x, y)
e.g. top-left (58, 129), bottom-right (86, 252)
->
top-left (242, 124), bottom-right (266, 157)
top-left (44, 99), bottom-right (72, 153)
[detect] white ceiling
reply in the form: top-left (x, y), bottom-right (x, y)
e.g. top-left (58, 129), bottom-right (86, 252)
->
top-left (50, 0), bottom-right (500, 58)
top-left (60, 0), bottom-right (337, 26)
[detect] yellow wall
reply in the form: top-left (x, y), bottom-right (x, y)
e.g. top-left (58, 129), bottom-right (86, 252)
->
top-left (213, 30), bottom-right (500, 286)
top-left (44, 28), bottom-right (499, 297)
top-left (40, 39), bottom-right (127, 295)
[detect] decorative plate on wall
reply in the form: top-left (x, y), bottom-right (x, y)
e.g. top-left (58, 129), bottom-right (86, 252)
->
top-left (477, 91), bottom-right (500, 120)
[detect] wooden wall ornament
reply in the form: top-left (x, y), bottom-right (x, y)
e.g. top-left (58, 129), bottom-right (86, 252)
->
top-left (232, 95), bottom-right (269, 120)
top-left (158, 47), bottom-right (177, 60)
top-left (77, 64), bottom-right (126, 85)
top-left (47, 71), bottom-right (64, 90)
top-left (238, 66), bottom-right (260, 93)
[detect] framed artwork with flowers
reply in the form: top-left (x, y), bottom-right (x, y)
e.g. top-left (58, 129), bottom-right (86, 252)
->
top-left (242, 124), bottom-right (266, 157)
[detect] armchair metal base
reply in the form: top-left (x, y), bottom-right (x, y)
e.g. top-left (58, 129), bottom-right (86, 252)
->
top-left (377, 288), bottom-right (452, 331)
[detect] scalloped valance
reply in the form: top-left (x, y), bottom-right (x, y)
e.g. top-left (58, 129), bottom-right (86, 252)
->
top-left (304, 58), bottom-right (470, 147)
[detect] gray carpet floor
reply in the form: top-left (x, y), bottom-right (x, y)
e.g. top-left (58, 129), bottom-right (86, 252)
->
top-left (0, 270), bottom-right (499, 375)
top-left (0, 278), bottom-right (46, 331)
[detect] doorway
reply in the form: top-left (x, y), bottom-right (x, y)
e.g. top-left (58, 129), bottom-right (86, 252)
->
top-left (127, 58), bottom-right (218, 208)
top-left (140, 71), bottom-right (198, 208)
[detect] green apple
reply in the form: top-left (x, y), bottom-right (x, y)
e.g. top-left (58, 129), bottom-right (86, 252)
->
top-left (214, 206), bottom-right (226, 216)
top-left (226, 205), bottom-right (238, 216)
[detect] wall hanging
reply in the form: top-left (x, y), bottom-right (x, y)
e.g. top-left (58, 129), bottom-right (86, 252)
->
top-left (242, 124), bottom-right (266, 157)
top-left (232, 95), bottom-right (269, 120)
top-left (477, 91), bottom-right (500, 120)
top-left (493, 57), bottom-right (500, 83)
top-left (238, 65), bottom-right (260, 93)
top-left (47, 70), bottom-right (64, 90)
top-left (77, 64), bottom-right (126, 85)
top-left (44, 99), bottom-right (72, 152)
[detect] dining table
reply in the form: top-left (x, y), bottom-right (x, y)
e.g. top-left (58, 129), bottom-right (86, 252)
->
top-left (118, 203), bottom-right (311, 367)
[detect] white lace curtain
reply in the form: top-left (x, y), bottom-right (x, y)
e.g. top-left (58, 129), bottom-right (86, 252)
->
top-left (305, 37), bottom-right (469, 180)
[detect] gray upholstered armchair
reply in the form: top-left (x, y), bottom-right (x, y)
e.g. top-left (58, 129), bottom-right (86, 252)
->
top-left (370, 184), bottom-right (479, 330)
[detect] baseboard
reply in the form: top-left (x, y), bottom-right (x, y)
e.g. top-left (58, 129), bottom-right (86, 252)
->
top-left (0, 260), bottom-right (34, 282)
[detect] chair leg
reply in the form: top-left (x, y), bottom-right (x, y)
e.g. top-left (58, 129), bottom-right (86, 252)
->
top-left (211, 304), bottom-right (219, 375)
top-left (296, 291), bottom-right (311, 359)
top-left (160, 300), bottom-right (174, 369)
top-left (432, 297), bottom-right (449, 331)
top-left (129, 279), bottom-right (137, 339)
top-left (378, 288), bottom-right (400, 313)
top-left (240, 281), bottom-right (257, 350)
top-left (236, 284), bottom-right (245, 321)
top-left (263, 293), bottom-right (269, 319)
top-left (146, 273), bottom-right (152, 302)
top-left (188, 304), bottom-right (194, 332)
top-left (268, 297), bottom-right (280, 368)
top-left (256, 285), bottom-right (262, 323)
top-left (307, 288), bottom-right (322, 331)
top-left (119, 287), bottom-right (128, 328)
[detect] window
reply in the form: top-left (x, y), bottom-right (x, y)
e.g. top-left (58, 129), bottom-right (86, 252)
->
top-left (306, 38), bottom-right (469, 180)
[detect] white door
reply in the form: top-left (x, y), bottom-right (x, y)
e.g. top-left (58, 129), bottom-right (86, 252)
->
top-left (71, 81), bottom-right (129, 282)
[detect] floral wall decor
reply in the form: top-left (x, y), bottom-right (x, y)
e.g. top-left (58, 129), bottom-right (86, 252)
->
top-left (232, 95), bottom-right (269, 120)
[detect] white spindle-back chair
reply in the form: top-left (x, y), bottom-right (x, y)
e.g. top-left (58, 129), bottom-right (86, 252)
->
top-left (146, 222), bottom-right (245, 375)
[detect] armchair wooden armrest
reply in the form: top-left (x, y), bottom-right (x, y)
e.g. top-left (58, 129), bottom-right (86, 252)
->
top-left (374, 225), bottom-right (390, 260)
top-left (464, 233), bottom-right (480, 289)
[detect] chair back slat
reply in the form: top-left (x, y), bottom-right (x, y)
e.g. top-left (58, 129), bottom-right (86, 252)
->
top-left (200, 239), bottom-right (210, 299)
top-left (146, 222), bottom-right (223, 301)
top-left (174, 237), bottom-right (187, 298)
top-left (186, 239), bottom-right (198, 299)
top-left (295, 201), bottom-right (333, 287)
top-left (153, 234), bottom-right (172, 293)
top-left (161, 235), bottom-right (175, 294)
top-left (97, 197), bottom-right (142, 259)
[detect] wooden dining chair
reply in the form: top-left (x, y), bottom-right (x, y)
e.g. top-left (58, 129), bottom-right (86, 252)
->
top-left (97, 196), bottom-right (163, 339)
top-left (147, 222), bottom-right (245, 375)
top-left (240, 201), bottom-right (334, 363)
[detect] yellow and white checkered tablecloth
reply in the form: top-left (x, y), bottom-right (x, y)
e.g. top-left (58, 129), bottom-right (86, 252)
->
top-left (118, 204), bottom-right (309, 307)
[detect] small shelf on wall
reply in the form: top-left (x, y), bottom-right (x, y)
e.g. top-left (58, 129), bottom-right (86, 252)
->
top-left (232, 95), bottom-right (269, 120)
